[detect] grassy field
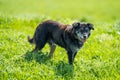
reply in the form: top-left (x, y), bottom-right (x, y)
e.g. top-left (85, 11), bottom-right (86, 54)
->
top-left (0, 0), bottom-right (120, 80)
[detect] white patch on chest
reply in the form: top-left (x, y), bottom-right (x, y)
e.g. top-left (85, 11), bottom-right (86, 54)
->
top-left (70, 41), bottom-right (83, 55)
top-left (70, 45), bottom-right (80, 53)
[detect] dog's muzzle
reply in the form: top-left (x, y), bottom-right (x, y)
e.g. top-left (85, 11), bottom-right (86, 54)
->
top-left (82, 33), bottom-right (88, 42)
top-left (78, 37), bottom-right (86, 43)
top-left (82, 38), bottom-right (86, 43)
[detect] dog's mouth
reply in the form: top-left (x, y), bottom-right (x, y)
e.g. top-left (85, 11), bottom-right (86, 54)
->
top-left (78, 37), bottom-right (86, 43)
top-left (82, 38), bottom-right (86, 42)
top-left (74, 35), bottom-right (87, 43)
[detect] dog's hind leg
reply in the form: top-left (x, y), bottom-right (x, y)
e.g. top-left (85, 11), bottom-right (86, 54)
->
top-left (32, 34), bottom-right (47, 53)
top-left (48, 40), bottom-right (56, 58)
top-left (49, 44), bottom-right (56, 58)
top-left (32, 46), bottom-right (39, 53)
top-left (36, 40), bottom-right (47, 51)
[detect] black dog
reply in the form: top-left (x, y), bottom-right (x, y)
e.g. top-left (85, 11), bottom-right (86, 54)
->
top-left (28, 20), bottom-right (94, 64)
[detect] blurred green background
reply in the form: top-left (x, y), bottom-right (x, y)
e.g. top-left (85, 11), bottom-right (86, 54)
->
top-left (0, 0), bottom-right (120, 21)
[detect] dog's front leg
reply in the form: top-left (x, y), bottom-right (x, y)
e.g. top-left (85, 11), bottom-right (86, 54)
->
top-left (73, 52), bottom-right (77, 62)
top-left (67, 51), bottom-right (75, 65)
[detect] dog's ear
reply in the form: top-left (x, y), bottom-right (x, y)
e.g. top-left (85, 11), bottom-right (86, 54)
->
top-left (87, 23), bottom-right (94, 30)
top-left (72, 22), bottom-right (80, 28)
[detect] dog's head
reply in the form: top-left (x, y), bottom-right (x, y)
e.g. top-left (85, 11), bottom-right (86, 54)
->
top-left (72, 22), bottom-right (94, 42)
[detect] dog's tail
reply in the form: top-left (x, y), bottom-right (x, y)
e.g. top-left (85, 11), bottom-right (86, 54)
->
top-left (28, 35), bottom-right (35, 44)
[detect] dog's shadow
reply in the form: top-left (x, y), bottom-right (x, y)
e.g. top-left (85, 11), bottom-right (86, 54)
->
top-left (24, 51), bottom-right (74, 79)
top-left (55, 61), bottom-right (74, 79)
top-left (24, 51), bottom-right (51, 64)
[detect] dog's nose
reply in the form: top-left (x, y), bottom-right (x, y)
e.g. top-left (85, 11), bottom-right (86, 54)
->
top-left (83, 35), bottom-right (87, 39)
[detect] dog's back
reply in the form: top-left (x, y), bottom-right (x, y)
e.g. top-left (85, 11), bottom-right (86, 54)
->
top-left (28, 20), bottom-right (68, 46)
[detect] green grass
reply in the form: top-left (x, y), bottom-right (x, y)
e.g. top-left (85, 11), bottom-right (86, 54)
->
top-left (0, 0), bottom-right (120, 80)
